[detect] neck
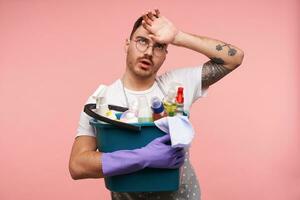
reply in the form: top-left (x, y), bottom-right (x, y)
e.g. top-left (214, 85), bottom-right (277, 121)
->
top-left (122, 71), bottom-right (156, 91)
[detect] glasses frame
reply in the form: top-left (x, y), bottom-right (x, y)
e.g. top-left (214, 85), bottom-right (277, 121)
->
top-left (131, 36), bottom-right (168, 57)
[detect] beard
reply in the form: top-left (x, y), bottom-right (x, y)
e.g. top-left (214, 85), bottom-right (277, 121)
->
top-left (131, 64), bottom-right (154, 78)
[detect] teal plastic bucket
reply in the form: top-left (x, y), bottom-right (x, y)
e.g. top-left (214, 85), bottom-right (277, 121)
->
top-left (90, 119), bottom-right (180, 192)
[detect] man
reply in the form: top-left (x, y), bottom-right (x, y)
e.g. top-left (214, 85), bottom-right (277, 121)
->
top-left (69, 9), bottom-right (244, 200)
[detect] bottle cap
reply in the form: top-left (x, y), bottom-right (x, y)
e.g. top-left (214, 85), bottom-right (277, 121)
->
top-left (176, 87), bottom-right (184, 104)
top-left (166, 88), bottom-right (176, 102)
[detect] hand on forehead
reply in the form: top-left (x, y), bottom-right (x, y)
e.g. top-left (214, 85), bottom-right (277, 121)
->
top-left (139, 9), bottom-right (178, 44)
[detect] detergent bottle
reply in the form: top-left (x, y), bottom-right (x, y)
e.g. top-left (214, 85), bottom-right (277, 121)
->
top-left (151, 96), bottom-right (167, 121)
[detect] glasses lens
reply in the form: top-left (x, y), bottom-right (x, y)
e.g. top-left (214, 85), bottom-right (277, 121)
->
top-left (135, 39), bottom-right (166, 57)
top-left (153, 48), bottom-right (166, 57)
top-left (153, 43), bottom-right (167, 57)
top-left (136, 40), bottom-right (148, 52)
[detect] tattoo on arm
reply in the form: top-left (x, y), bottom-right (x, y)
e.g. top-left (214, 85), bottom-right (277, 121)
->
top-left (216, 43), bottom-right (237, 56)
top-left (202, 58), bottom-right (233, 88)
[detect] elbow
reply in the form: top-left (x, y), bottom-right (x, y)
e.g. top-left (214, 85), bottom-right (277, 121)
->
top-left (235, 50), bottom-right (244, 68)
top-left (223, 49), bottom-right (244, 70)
top-left (69, 159), bottom-right (84, 180)
top-left (69, 161), bottom-right (80, 180)
top-left (230, 50), bottom-right (244, 70)
top-left (68, 158), bottom-right (105, 180)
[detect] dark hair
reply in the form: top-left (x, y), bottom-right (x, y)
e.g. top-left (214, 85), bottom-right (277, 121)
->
top-left (129, 16), bottom-right (143, 39)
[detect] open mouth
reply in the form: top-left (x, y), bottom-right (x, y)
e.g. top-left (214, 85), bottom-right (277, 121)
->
top-left (138, 59), bottom-right (152, 69)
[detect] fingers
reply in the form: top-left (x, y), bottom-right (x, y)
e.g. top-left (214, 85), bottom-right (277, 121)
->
top-left (174, 147), bottom-right (184, 152)
top-left (141, 20), bottom-right (151, 32)
top-left (147, 11), bottom-right (155, 21)
top-left (154, 9), bottom-right (160, 17)
top-left (142, 9), bottom-right (161, 35)
top-left (168, 155), bottom-right (185, 169)
top-left (172, 149), bottom-right (185, 159)
top-left (143, 13), bottom-right (152, 26)
top-left (142, 9), bottom-right (160, 26)
top-left (173, 148), bottom-right (184, 155)
top-left (173, 157), bottom-right (185, 168)
top-left (174, 150), bottom-right (186, 167)
top-left (144, 9), bottom-right (160, 19)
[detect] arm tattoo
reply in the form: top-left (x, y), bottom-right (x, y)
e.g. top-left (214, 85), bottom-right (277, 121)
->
top-left (216, 43), bottom-right (237, 56)
top-left (202, 58), bottom-right (233, 88)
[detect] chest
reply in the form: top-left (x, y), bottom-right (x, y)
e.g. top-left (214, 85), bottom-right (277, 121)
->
top-left (106, 87), bottom-right (165, 108)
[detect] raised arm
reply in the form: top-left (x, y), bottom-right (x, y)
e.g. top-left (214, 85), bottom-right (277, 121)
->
top-left (142, 9), bottom-right (244, 88)
top-left (172, 32), bottom-right (244, 88)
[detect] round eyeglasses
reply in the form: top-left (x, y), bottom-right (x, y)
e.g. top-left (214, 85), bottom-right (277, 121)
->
top-left (132, 37), bottom-right (168, 57)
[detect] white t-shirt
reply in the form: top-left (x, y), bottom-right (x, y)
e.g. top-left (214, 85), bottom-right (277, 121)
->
top-left (76, 66), bottom-right (208, 137)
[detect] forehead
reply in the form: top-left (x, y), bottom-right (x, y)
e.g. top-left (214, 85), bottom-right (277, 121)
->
top-left (132, 26), bottom-right (152, 41)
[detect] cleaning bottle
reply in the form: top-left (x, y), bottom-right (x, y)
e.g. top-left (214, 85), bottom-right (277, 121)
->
top-left (175, 87), bottom-right (184, 116)
top-left (137, 96), bottom-right (153, 123)
top-left (120, 111), bottom-right (138, 123)
top-left (163, 87), bottom-right (177, 116)
top-left (151, 96), bottom-right (167, 121)
top-left (120, 99), bottom-right (139, 123)
top-left (92, 84), bottom-right (116, 120)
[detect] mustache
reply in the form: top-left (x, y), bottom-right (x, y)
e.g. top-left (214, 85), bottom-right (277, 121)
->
top-left (138, 55), bottom-right (153, 64)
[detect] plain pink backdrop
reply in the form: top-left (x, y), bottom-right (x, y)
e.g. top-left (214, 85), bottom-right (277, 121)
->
top-left (0, 0), bottom-right (299, 200)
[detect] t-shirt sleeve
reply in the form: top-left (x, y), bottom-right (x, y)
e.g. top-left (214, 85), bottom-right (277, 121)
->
top-left (76, 96), bottom-right (96, 138)
top-left (161, 66), bottom-right (209, 103)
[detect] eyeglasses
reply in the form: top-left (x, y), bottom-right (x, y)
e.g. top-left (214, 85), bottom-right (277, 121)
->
top-left (132, 36), bottom-right (167, 57)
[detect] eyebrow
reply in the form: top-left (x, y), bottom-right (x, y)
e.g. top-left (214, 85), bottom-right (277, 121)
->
top-left (135, 36), bottom-right (167, 46)
top-left (136, 36), bottom-right (150, 41)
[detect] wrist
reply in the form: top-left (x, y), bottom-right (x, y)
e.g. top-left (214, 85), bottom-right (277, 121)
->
top-left (171, 30), bottom-right (185, 46)
top-left (135, 147), bottom-right (149, 168)
top-left (101, 149), bottom-right (147, 177)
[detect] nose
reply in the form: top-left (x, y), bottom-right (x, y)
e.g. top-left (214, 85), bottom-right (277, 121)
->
top-left (144, 45), bottom-right (154, 56)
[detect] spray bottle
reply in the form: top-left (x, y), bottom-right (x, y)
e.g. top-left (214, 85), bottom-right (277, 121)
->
top-left (92, 85), bottom-right (116, 120)
top-left (163, 89), bottom-right (176, 116)
top-left (175, 87), bottom-right (184, 116)
top-left (163, 82), bottom-right (182, 116)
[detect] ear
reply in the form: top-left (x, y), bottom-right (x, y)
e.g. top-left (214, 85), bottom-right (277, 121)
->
top-left (124, 38), bottom-right (130, 53)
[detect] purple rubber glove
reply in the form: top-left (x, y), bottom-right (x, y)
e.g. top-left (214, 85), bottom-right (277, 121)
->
top-left (101, 134), bottom-right (185, 177)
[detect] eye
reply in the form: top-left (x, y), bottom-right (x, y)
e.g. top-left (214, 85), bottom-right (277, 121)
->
top-left (154, 44), bottom-right (165, 50)
top-left (137, 38), bottom-right (148, 45)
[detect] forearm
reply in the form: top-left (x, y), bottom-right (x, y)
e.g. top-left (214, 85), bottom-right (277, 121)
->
top-left (69, 150), bottom-right (104, 179)
top-left (172, 31), bottom-right (244, 70)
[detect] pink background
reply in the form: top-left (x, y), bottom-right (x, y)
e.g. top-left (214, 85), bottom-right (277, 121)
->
top-left (1, 0), bottom-right (299, 199)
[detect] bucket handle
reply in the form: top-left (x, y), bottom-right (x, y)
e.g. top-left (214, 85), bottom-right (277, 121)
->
top-left (84, 103), bottom-right (141, 132)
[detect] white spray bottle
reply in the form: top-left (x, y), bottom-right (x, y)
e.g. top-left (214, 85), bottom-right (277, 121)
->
top-left (92, 85), bottom-right (116, 120)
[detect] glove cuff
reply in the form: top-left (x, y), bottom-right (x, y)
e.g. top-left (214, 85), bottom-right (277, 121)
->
top-left (101, 149), bottom-right (146, 177)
